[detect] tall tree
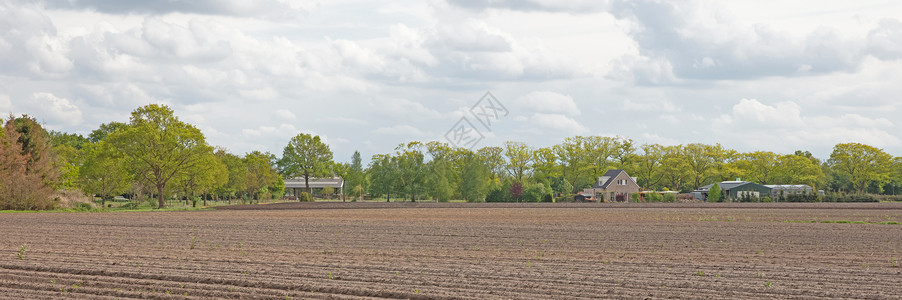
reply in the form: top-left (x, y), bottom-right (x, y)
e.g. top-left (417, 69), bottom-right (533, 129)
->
top-left (0, 116), bottom-right (60, 210)
top-left (367, 153), bottom-right (398, 201)
top-left (828, 143), bottom-right (893, 193)
top-left (459, 150), bottom-right (490, 202)
top-left (659, 145), bottom-right (690, 191)
top-left (395, 142), bottom-right (426, 201)
top-left (554, 137), bottom-right (589, 192)
top-left (531, 147), bottom-right (559, 186)
top-left (88, 122), bottom-right (129, 143)
top-left (503, 141), bottom-right (532, 183)
top-left (635, 144), bottom-right (665, 190)
top-left (79, 141), bottom-right (131, 206)
top-left (109, 104), bottom-right (213, 208)
top-left (743, 151), bottom-right (779, 184)
top-left (280, 133), bottom-right (334, 194)
top-left (244, 151), bottom-right (278, 200)
top-left (683, 143), bottom-right (725, 189)
top-left (214, 149), bottom-right (247, 202)
top-left (477, 146), bottom-right (505, 182)
top-left (175, 152), bottom-right (227, 207)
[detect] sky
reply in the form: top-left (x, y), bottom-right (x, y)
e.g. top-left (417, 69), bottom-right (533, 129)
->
top-left (2, 0), bottom-right (901, 162)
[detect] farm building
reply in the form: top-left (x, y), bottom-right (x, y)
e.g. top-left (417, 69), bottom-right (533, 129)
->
top-left (284, 177), bottom-right (344, 199)
top-left (764, 185), bottom-right (815, 197)
top-left (692, 181), bottom-right (772, 201)
top-left (578, 169), bottom-right (640, 202)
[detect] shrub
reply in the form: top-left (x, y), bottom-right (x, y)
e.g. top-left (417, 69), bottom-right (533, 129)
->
top-left (522, 182), bottom-right (548, 202)
top-left (298, 192), bottom-right (313, 202)
top-left (645, 193), bottom-right (663, 202)
top-left (784, 193), bottom-right (819, 202)
top-left (761, 196), bottom-right (773, 203)
top-left (542, 194), bottom-right (553, 202)
top-left (707, 184), bottom-right (722, 202)
top-left (822, 192), bottom-right (878, 203)
top-left (663, 193), bottom-right (677, 203)
top-left (631, 193), bottom-right (641, 202)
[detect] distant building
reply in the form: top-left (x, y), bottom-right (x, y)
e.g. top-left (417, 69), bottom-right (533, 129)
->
top-left (692, 181), bottom-right (772, 201)
top-left (764, 185), bottom-right (814, 198)
top-left (284, 177), bottom-right (344, 199)
top-left (579, 169), bottom-right (640, 202)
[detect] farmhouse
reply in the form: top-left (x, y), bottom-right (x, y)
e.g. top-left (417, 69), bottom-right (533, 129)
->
top-left (284, 177), bottom-right (344, 199)
top-left (692, 181), bottom-right (772, 201)
top-left (579, 169), bottom-right (640, 202)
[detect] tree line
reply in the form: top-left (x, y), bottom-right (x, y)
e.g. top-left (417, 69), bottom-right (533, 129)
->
top-left (1, 104), bottom-right (900, 210)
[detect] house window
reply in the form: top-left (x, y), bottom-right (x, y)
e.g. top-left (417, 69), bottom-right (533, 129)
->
top-left (617, 179), bottom-right (627, 185)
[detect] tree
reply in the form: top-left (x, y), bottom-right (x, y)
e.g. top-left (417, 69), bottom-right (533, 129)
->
top-left (509, 181), bottom-right (523, 202)
top-left (345, 150), bottom-right (366, 196)
top-left (828, 143), bottom-right (893, 193)
top-left (424, 142), bottom-right (454, 202)
top-left (245, 151), bottom-right (278, 200)
top-left (503, 141), bottom-right (532, 182)
top-left (79, 141), bottom-right (131, 207)
top-left (659, 145), bottom-right (690, 192)
top-left (109, 104), bottom-right (213, 209)
top-left (554, 137), bottom-right (589, 193)
top-left (742, 151), bottom-right (779, 184)
top-left (635, 144), bottom-right (665, 190)
top-left (88, 122), bottom-right (128, 143)
top-left (322, 185), bottom-right (335, 199)
top-left (0, 116), bottom-right (60, 210)
top-left (707, 183), bottom-right (722, 202)
top-left (531, 147), bottom-right (559, 185)
top-left (280, 133), bottom-right (334, 195)
top-left (683, 143), bottom-right (725, 189)
top-left (215, 149), bottom-right (247, 203)
top-left (459, 150), bottom-right (490, 202)
top-left (368, 153), bottom-right (397, 201)
top-left (477, 146), bottom-right (505, 182)
top-left (395, 142), bottom-right (426, 202)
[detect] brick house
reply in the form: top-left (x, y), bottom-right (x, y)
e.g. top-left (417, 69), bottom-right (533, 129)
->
top-left (580, 169), bottom-right (640, 202)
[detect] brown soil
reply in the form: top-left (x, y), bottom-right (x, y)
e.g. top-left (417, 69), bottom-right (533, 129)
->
top-left (2, 203), bottom-right (901, 299)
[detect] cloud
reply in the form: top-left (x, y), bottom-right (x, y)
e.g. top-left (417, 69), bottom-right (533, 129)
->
top-left (447, 0), bottom-right (607, 13)
top-left (607, 0), bottom-right (874, 83)
top-left (713, 98), bottom-right (900, 151)
top-left (372, 125), bottom-right (427, 136)
top-left (275, 109), bottom-right (296, 120)
top-left (30, 92), bottom-right (83, 127)
top-left (0, 2), bottom-right (73, 77)
top-left (528, 113), bottom-right (588, 135)
top-left (517, 91), bottom-right (580, 116)
top-left (867, 19), bottom-right (902, 60)
top-left (42, 0), bottom-right (312, 20)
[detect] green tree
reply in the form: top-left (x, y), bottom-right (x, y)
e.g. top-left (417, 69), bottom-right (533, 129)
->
top-left (109, 104), bottom-right (213, 208)
top-left (659, 145), bottom-right (690, 192)
top-left (215, 149), bottom-right (247, 203)
top-left (459, 150), bottom-right (490, 202)
top-left (345, 150), bottom-right (366, 195)
top-left (707, 183), bottom-right (722, 202)
top-left (554, 137), bottom-right (589, 193)
top-left (88, 122), bottom-right (128, 143)
top-left (635, 144), bottom-right (665, 190)
top-left (395, 142), bottom-right (426, 201)
top-left (425, 142), bottom-right (455, 202)
top-left (531, 147), bottom-right (559, 185)
top-left (503, 141), bottom-right (532, 182)
top-left (477, 146), bottom-right (505, 182)
top-left (828, 143), bottom-right (894, 193)
top-left (683, 143), bottom-right (725, 189)
top-left (368, 153), bottom-right (398, 201)
top-left (245, 151), bottom-right (278, 200)
top-left (79, 141), bottom-right (131, 207)
top-left (279, 133), bottom-right (334, 194)
top-left (742, 151), bottom-right (779, 184)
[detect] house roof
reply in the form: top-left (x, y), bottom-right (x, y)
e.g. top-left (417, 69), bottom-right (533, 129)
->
top-left (699, 181), bottom-right (772, 191)
top-left (593, 169), bottom-right (637, 188)
top-left (284, 177), bottom-right (344, 189)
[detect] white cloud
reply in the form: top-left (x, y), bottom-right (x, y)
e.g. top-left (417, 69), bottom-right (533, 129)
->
top-left (713, 98), bottom-right (900, 151)
top-left (529, 113), bottom-right (588, 135)
top-left (372, 125), bottom-right (427, 136)
top-left (31, 92), bottom-right (83, 126)
top-left (517, 91), bottom-right (580, 116)
top-left (275, 109), bottom-right (296, 120)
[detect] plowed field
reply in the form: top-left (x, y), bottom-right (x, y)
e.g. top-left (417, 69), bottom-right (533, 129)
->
top-left (2, 203), bottom-right (902, 299)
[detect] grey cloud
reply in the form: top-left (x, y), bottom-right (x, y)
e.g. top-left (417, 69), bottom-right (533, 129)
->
top-left (42, 0), bottom-right (309, 19)
top-left (446, 0), bottom-right (607, 14)
top-left (608, 0), bottom-right (865, 82)
top-left (867, 19), bottom-right (902, 60)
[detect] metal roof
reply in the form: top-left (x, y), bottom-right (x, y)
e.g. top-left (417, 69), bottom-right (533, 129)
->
top-left (284, 177), bottom-right (344, 189)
